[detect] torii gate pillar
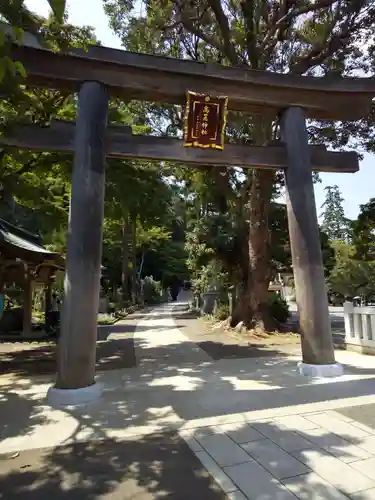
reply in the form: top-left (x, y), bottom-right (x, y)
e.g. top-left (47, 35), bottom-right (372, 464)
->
top-left (280, 107), bottom-right (343, 377)
top-left (47, 81), bottom-right (108, 406)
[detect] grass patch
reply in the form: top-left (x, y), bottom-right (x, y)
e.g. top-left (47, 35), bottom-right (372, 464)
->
top-left (97, 304), bottom-right (141, 325)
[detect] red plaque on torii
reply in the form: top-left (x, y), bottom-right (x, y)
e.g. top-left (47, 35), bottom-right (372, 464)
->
top-left (183, 91), bottom-right (228, 150)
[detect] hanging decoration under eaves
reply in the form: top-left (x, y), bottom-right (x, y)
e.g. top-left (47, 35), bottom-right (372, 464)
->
top-left (183, 91), bottom-right (228, 150)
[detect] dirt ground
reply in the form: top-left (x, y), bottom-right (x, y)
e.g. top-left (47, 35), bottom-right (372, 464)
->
top-left (0, 315), bottom-right (140, 377)
top-left (173, 310), bottom-right (302, 360)
top-left (0, 308), bottom-right (304, 378)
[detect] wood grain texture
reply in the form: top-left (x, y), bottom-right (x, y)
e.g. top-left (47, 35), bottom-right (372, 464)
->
top-left (281, 107), bottom-right (335, 365)
top-left (10, 43), bottom-right (375, 121)
top-left (56, 82), bottom-right (108, 390)
top-left (1, 121), bottom-right (359, 173)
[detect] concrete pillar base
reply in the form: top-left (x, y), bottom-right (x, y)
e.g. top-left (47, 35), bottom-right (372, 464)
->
top-left (47, 383), bottom-right (102, 408)
top-left (298, 362), bottom-right (344, 378)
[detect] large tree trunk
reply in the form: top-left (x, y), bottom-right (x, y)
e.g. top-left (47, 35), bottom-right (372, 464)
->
top-left (232, 169), bottom-right (275, 330)
top-left (121, 212), bottom-right (130, 302)
top-left (231, 114), bottom-right (275, 330)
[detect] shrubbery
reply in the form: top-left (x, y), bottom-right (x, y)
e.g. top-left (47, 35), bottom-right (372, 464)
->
top-left (208, 292), bottom-right (290, 326)
top-left (268, 292), bottom-right (290, 325)
top-left (142, 276), bottom-right (162, 304)
top-left (214, 302), bottom-right (230, 321)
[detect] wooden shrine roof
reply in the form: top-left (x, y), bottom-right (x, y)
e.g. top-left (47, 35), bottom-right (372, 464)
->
top-left (0, 218), bottom-right (64, 269)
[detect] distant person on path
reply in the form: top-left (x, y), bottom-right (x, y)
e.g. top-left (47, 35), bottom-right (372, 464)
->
top-left (169, 276), bottom-right (180, 302)
top-left (48, 293), bottom-right (60, 334)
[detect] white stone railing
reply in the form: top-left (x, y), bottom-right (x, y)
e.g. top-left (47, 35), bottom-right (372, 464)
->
top-left (343, 301), bottom-right (375, 349)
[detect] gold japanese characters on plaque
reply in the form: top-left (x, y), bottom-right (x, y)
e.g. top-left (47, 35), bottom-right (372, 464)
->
top-left (183, 91), bottom-right (228, 150)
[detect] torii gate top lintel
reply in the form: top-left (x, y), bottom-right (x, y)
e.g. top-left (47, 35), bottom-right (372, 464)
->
top-left (10, 40), bottom-right (375, 121)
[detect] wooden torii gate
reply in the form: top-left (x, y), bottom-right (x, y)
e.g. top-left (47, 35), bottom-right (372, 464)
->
top-left (3, 41), bottom-right (375, 405)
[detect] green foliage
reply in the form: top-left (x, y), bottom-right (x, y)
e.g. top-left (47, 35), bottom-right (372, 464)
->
top-left (2, 0), bottom-right (375, 330)
top-left (97, 313), bottom-right (116, 325)
top-left (191, 259), bottom-right (229, 294)
top-left (144, 239), bottom-right (189, 288)
top-left (102, 117), bottom-right (189, 293)
top-left (0, 4), bottom-right (36, 83)
top-left (328, 240), bottom-right (375, 299)
top-left (142, 276), bottom-right (162, 304)
top-left (352, 198), bottom-right (375, 260)
top-left (214, 303), bottom-right (230, 321)
top-left (267, 292), bottom-right (290, 325)
top-left (0, 1), bottom-right (91, 84)
top-left (184, 196), bottom-right (335, 299)
top-left (0, 2), bottom-right (99, 244)
top-left (102, 0), bottom-right (375, 325)
top-left (327, 197), bottom-right (375, 300)
top-left (320, 186), bottom-right (350, 241)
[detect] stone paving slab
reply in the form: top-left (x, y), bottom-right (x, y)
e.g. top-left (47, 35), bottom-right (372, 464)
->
top-left (241, 438), bottom-right (310, 480)
top-left (350, 488), bottom-right (375, 499)
top-left (350, 457), bottom-right (375, 482)
top-left (0, 432), bottom-right (227, 500)
top-left (250, 421), bottom-right (317, 452)
top-left (3, 301), bottom-right (375, 500)
top-left (196, 433), bottom-right (253, 467)
top-left (195, 450), bottom-right (238, 493)
top-left (183, 409), bottom-right (375, 499)
top-left (352, 436), bottom-right (375, 454)
top-left (223, 461), bottom-right (297, 499)
top-left (281, 472), bottom-right (351, 500)
top-left (272, 414), bottom-right (320, 431)
top-left (336, 404), bottom-right (375, 432)
top-left (217, 422), bottom-right (265, 444)
top-left (303, 412), bottom-right (371, 441)
top-left (291, 448), bottom-right (375, 495)
top-left (296, 427), bottom-right (374, 463)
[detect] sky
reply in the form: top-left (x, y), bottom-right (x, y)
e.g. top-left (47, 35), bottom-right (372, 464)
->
top-left (26, 0), bottom-right (375, 220)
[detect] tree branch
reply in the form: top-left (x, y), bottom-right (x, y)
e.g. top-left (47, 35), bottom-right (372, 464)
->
top-left (290, 15), bottom-right (356, 75)
top-left (173, 0), bottom-right (226, 55)
top-left (259, 0), bottom-right (336, 54)
top-left (240, 0), bottom-right (258, 68)
top-left (180, 17), bottom-right (226, 54)
top-left (207, 0), bottom-right (239, 65)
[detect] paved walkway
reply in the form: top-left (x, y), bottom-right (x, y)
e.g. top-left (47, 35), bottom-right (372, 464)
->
top-left (1, 297), bottom-right (375, 499)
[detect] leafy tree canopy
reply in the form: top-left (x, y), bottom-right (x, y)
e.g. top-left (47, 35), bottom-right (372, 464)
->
top-left (329, 239), bottom-right (375, 299)
top-left (320, 185), bottom-right (350, 241)
top-left (352, 197), bottom-right (375, 260)
top-left (103, 0), bottom-right (375, 327)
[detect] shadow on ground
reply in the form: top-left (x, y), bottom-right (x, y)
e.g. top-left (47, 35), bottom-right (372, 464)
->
top-left (181, 418), bottom-right (375, 499)
top-left (1, 416), bottom-right (374, 499)
top-left (0, 304), bottom-right (299, 377)
top-left (0, 431), bottom-right (226, 499)
top-left (196, 340), bottom-right (296, 360)
top-left (0, 337), bottom-right (291, 377)
top-left (1, 302), bottom-right (375, 498)
top-left (336, 403), bottom-right (375, 429)
top-left (1, 333), bottom-right (375, 446)
top-left (0, 336), bottom-right (138, 376)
